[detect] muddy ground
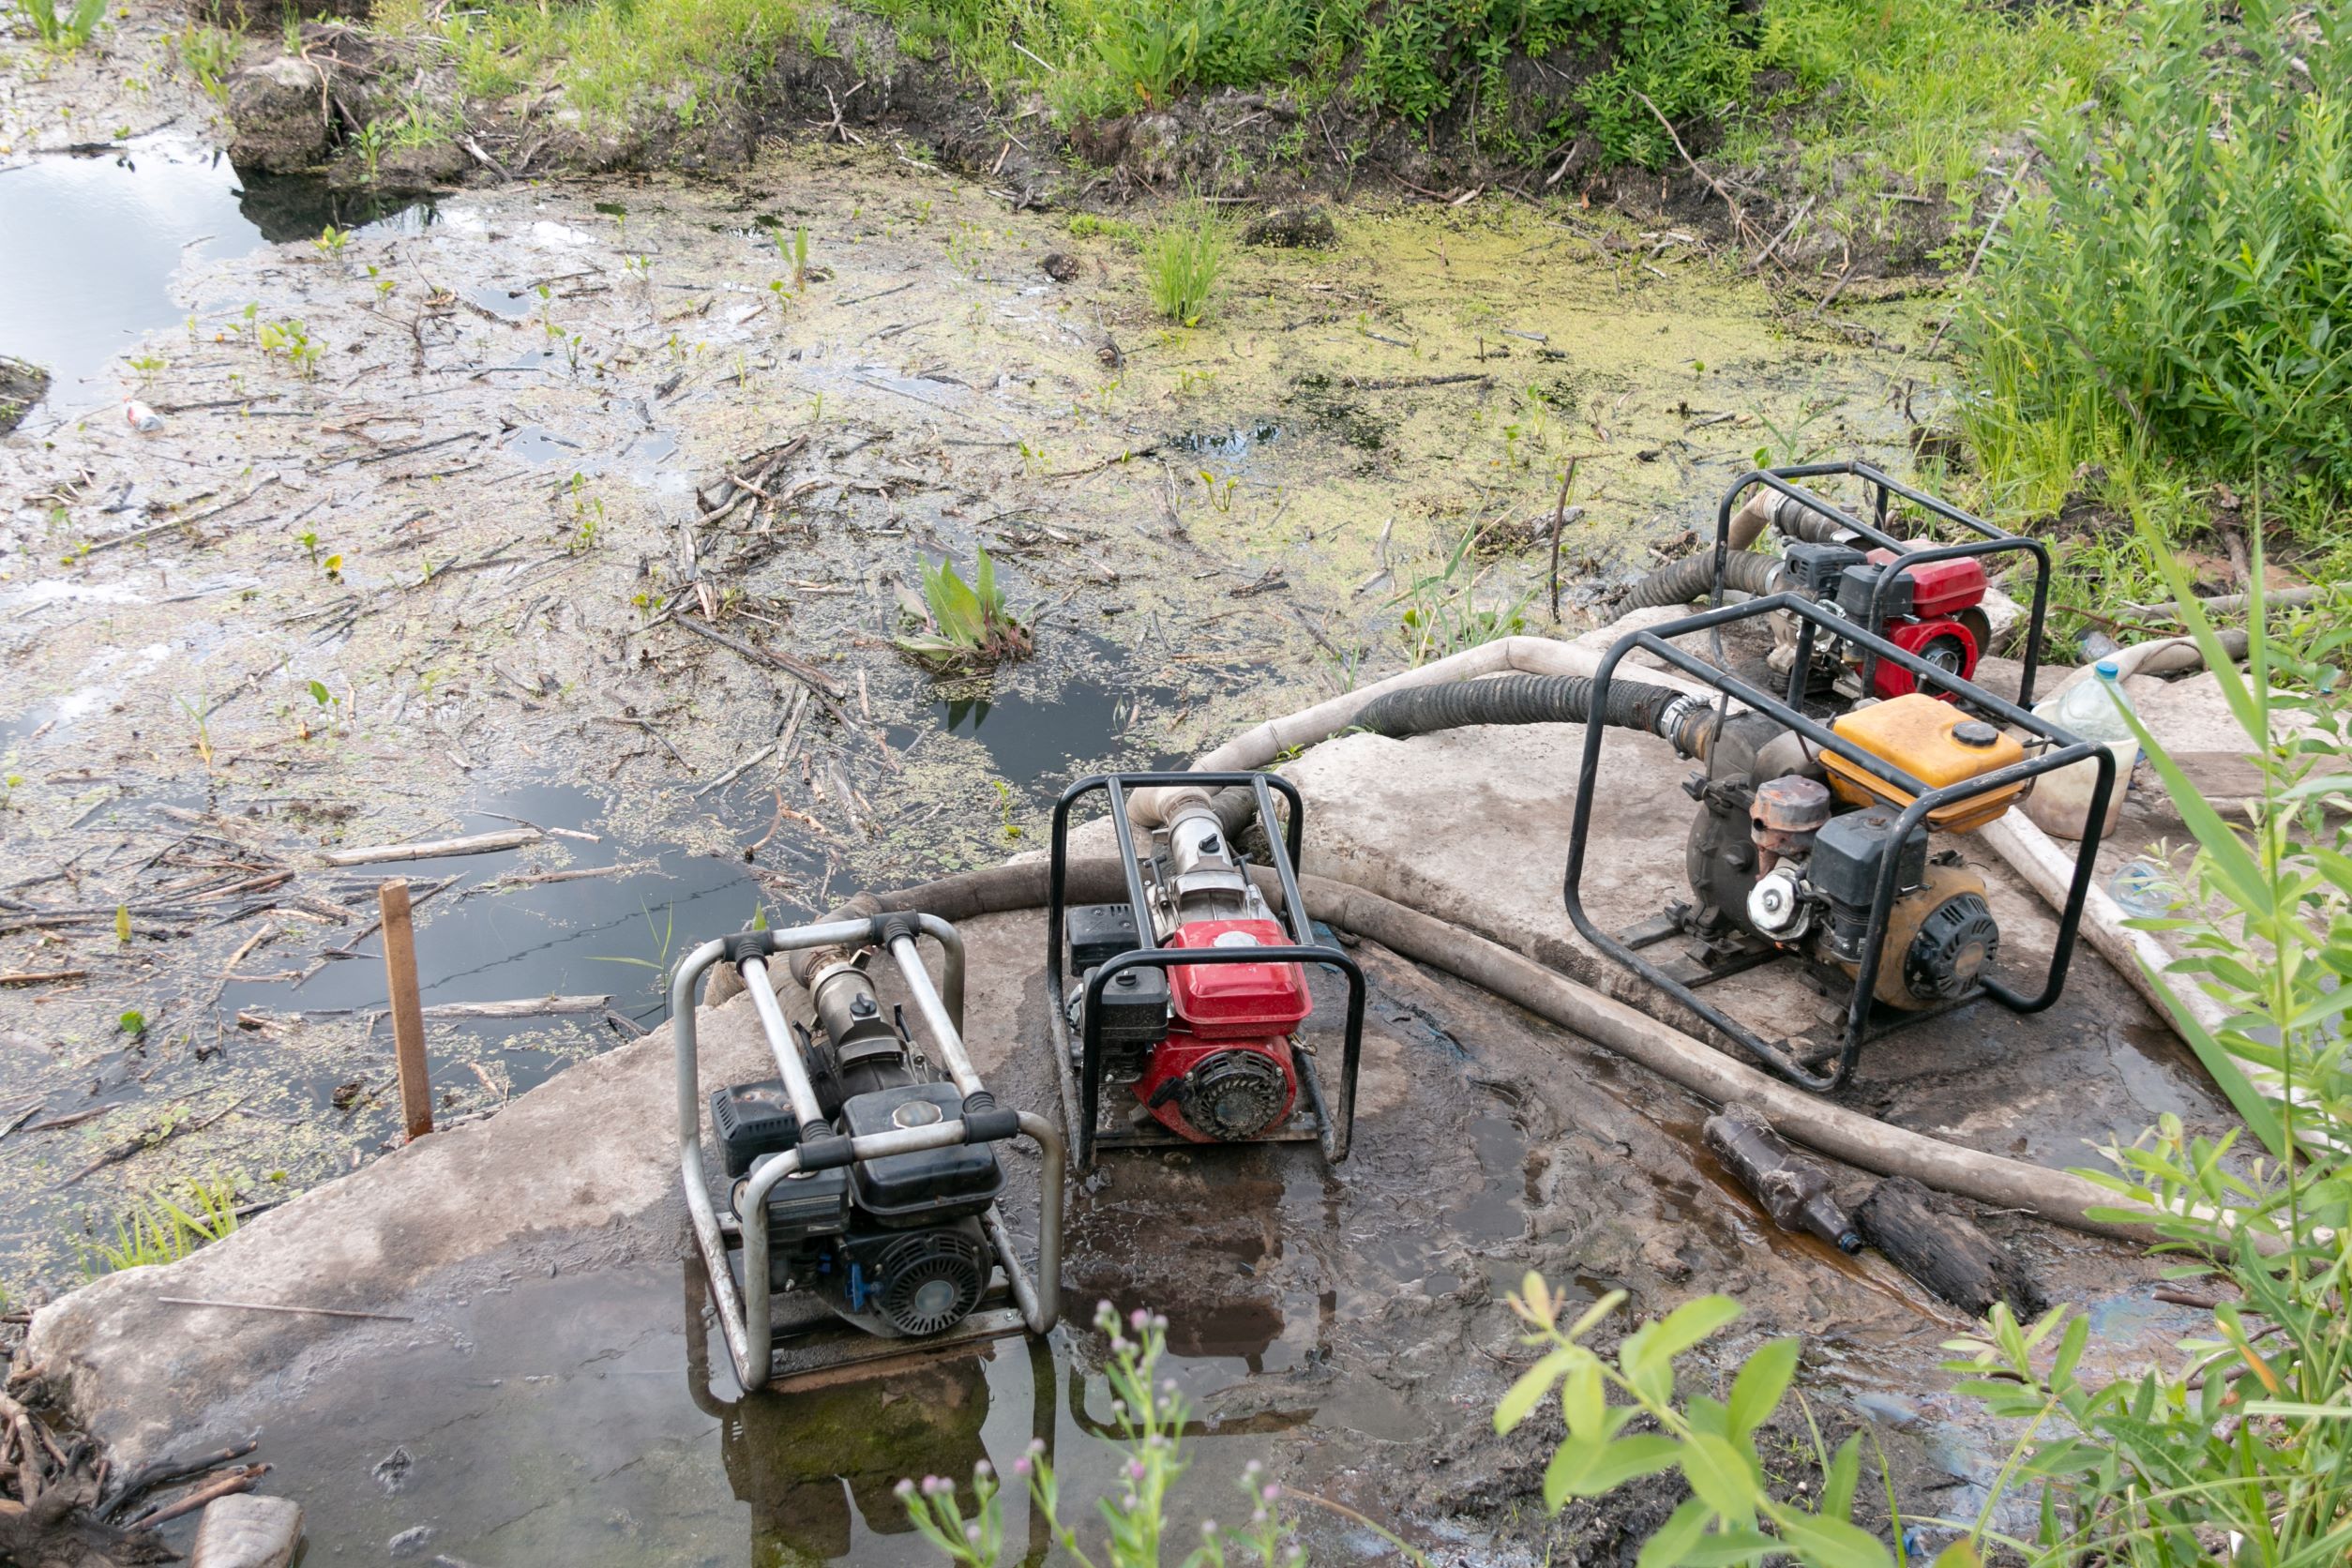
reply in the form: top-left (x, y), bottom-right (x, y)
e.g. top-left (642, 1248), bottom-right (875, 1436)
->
top-left (28, 906), bottom-right (2221, 1566)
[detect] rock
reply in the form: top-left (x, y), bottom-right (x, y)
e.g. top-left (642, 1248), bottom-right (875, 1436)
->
top-left (387, 1524), bottom-right (436, 1558)
top-left (1125, 113), bottom-right (1187, 186)
top-left (1243, 205), bottom-right (1337, 249)
top-left (374, 138), bottom-right (473, 188)
top-left (227, 55), bottom-right (329, 174)
top-left (188, 1494), bottom-right (303, 1568)
top-left (1041, 250), bottom-right (1080, 282)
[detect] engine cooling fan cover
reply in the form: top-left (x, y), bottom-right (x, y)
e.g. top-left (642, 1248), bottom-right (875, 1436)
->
top-left (1177, 1048), bottom-right (1291, 1140)
top-left (874, 1226), bottom-right (989, 1336)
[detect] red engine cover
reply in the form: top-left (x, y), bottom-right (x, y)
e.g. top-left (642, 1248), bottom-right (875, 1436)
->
top-left (1126, 917), bottom-right (1312, 1142)
top-left (1132, 1032), bottom-right (1298, 1143)
top-left (1162, 919), bottom-right (1311, 1040)
top-left (1863, 549), bottom-right (1986, 619)
top-left (1870, 615), bottom-right (1981, 701)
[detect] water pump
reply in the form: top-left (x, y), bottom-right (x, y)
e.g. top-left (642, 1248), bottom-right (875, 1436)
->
top-left (672, 912), bottom-right (1063, 1391)
top-left (1554, 468), bottom-right (2111, 1092)
top-left (1045, 771), bottom-right (1366, 1170)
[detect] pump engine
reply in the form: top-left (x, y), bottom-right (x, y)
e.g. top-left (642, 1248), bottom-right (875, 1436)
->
top-left (1778, 541), bottom-right (1992, 701)
top-left (1680, 694), bottom-right (2017, 1010)
top-left (672, 914), bottom-right (1062, 1391)
top-left (1065, 797), bottom-right (1309, 1141)
top-left (1045, 771), bottom-right (1366, 1168)
top-left (711, 955), bottom-right (1004, 1337)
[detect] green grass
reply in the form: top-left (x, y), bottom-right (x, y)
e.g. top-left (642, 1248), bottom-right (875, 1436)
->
top-left (1141, 200), bottom-right (1224, 325)
top-left (24, 0), bottom-right (106, 51)
top-left (1737, 0), bottom-right (2127, 203)
top-left (83, 1175), bottom-right (240, 1276)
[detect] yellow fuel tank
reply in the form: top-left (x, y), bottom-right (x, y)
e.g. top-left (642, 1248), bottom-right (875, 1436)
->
top-left (1821, 694), bottom-right (2025, 834)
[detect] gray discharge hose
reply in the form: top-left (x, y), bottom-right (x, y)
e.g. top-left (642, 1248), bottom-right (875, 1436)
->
top-left (822, 859), bottom-right (2152, 1244)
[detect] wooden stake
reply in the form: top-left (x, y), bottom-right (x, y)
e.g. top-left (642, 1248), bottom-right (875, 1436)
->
top-left (378, 879), bottom-right (432, 1140)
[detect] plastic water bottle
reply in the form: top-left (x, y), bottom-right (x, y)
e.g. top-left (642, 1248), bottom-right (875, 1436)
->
top-left (2024, 659), bottom-right (2139, 841)
top-left (2109, 859), bottom-right (2172, 918)
top-left (2040, 658), bottom-right (2139, 746)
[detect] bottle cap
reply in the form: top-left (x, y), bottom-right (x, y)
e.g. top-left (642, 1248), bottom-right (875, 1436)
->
top-left (2095, 658), bottom-right (2120, 678)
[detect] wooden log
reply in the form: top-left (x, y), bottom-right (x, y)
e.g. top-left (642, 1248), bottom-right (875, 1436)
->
top-left (320, 828), bottom-right (540, 867)
top-left (378, 882), bottom-right (432, 1141)
top-left (1854, 1175), bottom-right (2046, 1319)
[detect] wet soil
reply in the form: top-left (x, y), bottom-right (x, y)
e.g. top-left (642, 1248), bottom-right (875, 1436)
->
top-left (91, 916), bottom-right (2209, 1568)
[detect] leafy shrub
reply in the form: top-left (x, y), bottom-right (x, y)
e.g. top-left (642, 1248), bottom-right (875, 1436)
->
top-left (1958, 0), bottom-right (2352, 501)
top-left (1936, 529), bottom-right (2352, 1564)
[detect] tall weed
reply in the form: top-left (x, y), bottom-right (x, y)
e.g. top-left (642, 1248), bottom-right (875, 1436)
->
top-left (1958, 0), bottom-right (2352, 502)
top-left (1143, 201), bottom-right (1226, 326)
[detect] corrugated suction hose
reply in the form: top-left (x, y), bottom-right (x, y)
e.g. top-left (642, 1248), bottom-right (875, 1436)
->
top-left (1622, 547), bottom-right (1787, 611)
top-left (1350, 672), bottom-right (1700, 746)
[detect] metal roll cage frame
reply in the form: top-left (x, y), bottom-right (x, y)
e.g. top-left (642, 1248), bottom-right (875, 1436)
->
top-left (671, 914), bottom-right (1063, 1392)
top-left (1562, 590), bottom-right (2114, 1093)
top-left (1045, 772), bottom-right (1367, 1171)
top-left (1716, 460), bottom-right (2053, 711)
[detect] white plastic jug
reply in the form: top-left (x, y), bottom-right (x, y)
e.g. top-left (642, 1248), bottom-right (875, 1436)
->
top-left (2024, 659), bottom-right (2137, 841)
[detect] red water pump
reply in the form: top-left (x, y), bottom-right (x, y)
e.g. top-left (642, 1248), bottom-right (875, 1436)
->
top-left (1046, 771), bottom-right (1365, 1169)
top-left (1783, 541), bottom-right (1990, 701)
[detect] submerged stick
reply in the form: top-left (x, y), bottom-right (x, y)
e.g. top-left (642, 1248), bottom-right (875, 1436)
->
top-left (158, 1297), bottom-right (413, 1322)
top-left (321, 828), bottom-right (540, 867)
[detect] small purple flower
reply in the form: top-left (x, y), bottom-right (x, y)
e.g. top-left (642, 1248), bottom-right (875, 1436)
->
top-left (1028, 1437), bottom-right (1048, 1456)
top-left (973, 1459), bottom-right (993, 1480)
top-left (964, 1522), bottom-right (984, 1545)
top-left (1262, 1483), bottom-right (1280, 1503)
top-left (1131, 1306), bottom-right (1151, 1331)
top-left (895, 1479), bottom-right (916, 1500)
top-left (1126, 1458), bottom-right (1147, 1481)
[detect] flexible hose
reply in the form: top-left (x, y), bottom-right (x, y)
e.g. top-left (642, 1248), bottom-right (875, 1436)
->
top-left (1622, 547), bottom-right (1785, 611)
top-left (1727, 490), bottom-right (1865, 551)
top-left (819, 857), bottom-right (2152, 1243)
top-left (1350, 672), bottom-right (1696, 743)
